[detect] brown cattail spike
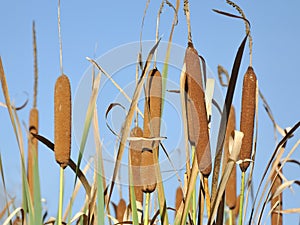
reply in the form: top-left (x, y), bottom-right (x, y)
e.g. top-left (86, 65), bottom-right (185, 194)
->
top-left (223, 106), bottom-right (237, 209)
top-left (140, 69), bottom-right (162, 193)
top-left (271, 163), bottom-right (282, 225)
top-left (54, 74), bottom-right (71, 169)
top-left (239, 66), bottom-right (257, 172)
top-left (28, 108), bottom-right (39, 199)
top-left (184, 43), bottom-right (211, 177)
top-left (129, 126), bottom-right (144, 204)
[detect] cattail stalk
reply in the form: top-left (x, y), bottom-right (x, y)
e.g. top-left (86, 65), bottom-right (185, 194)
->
top-left (140, 68), bottom-right (162, 225)
top-left (28, 21), bottom-right (39, 201)
top-left (56, 2), bottom-right (71, 224)
top-left (238, 66), bottom-right (257, 225)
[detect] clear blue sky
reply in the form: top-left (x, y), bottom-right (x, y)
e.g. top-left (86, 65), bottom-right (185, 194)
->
top-left (0, 0), bottom-right (299, 224)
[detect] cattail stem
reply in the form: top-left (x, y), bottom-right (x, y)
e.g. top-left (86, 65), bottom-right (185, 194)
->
top-left (144, 192), bottom-right (150, 225)
top-left (238, 171), bottom-right (245, 225)
top-left (57, 166), bottom-right (64, 225)
top-left (204, 177), bottom-right (211, 218)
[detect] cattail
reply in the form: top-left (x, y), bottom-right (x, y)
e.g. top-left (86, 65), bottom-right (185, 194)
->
top-left (175, 187), bottom-right (183, 217)
top-left (129, 126), bottom-right (144, 204)
top-left (271, 163), bottom-right (282, 225)
top-left (28, 21), bottom-right (39, 199)
top-left (54, 74), bottom-right (71, 169)
top-left (28, 108), bottom-right (39, 197)
top-left (184, 43), bottom-right (211, 177)
top-left (223, 106), bottom-right (237, 209)
top-left (140, 69), bottom-right (162, 193)
top-left (239, 66), bottom-right (257, 172)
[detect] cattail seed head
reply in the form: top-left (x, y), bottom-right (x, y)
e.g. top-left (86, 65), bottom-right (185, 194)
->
top-left (184, 44), bottom-right (211, 177)
top-left (140, 69), bottom-right (162, 193)
top-left (129, 126), bottom-right (144, 204)
top-left (54, 74), bottom-right (71, 169)
top-left (239, 66), bottom-right (257, 172)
